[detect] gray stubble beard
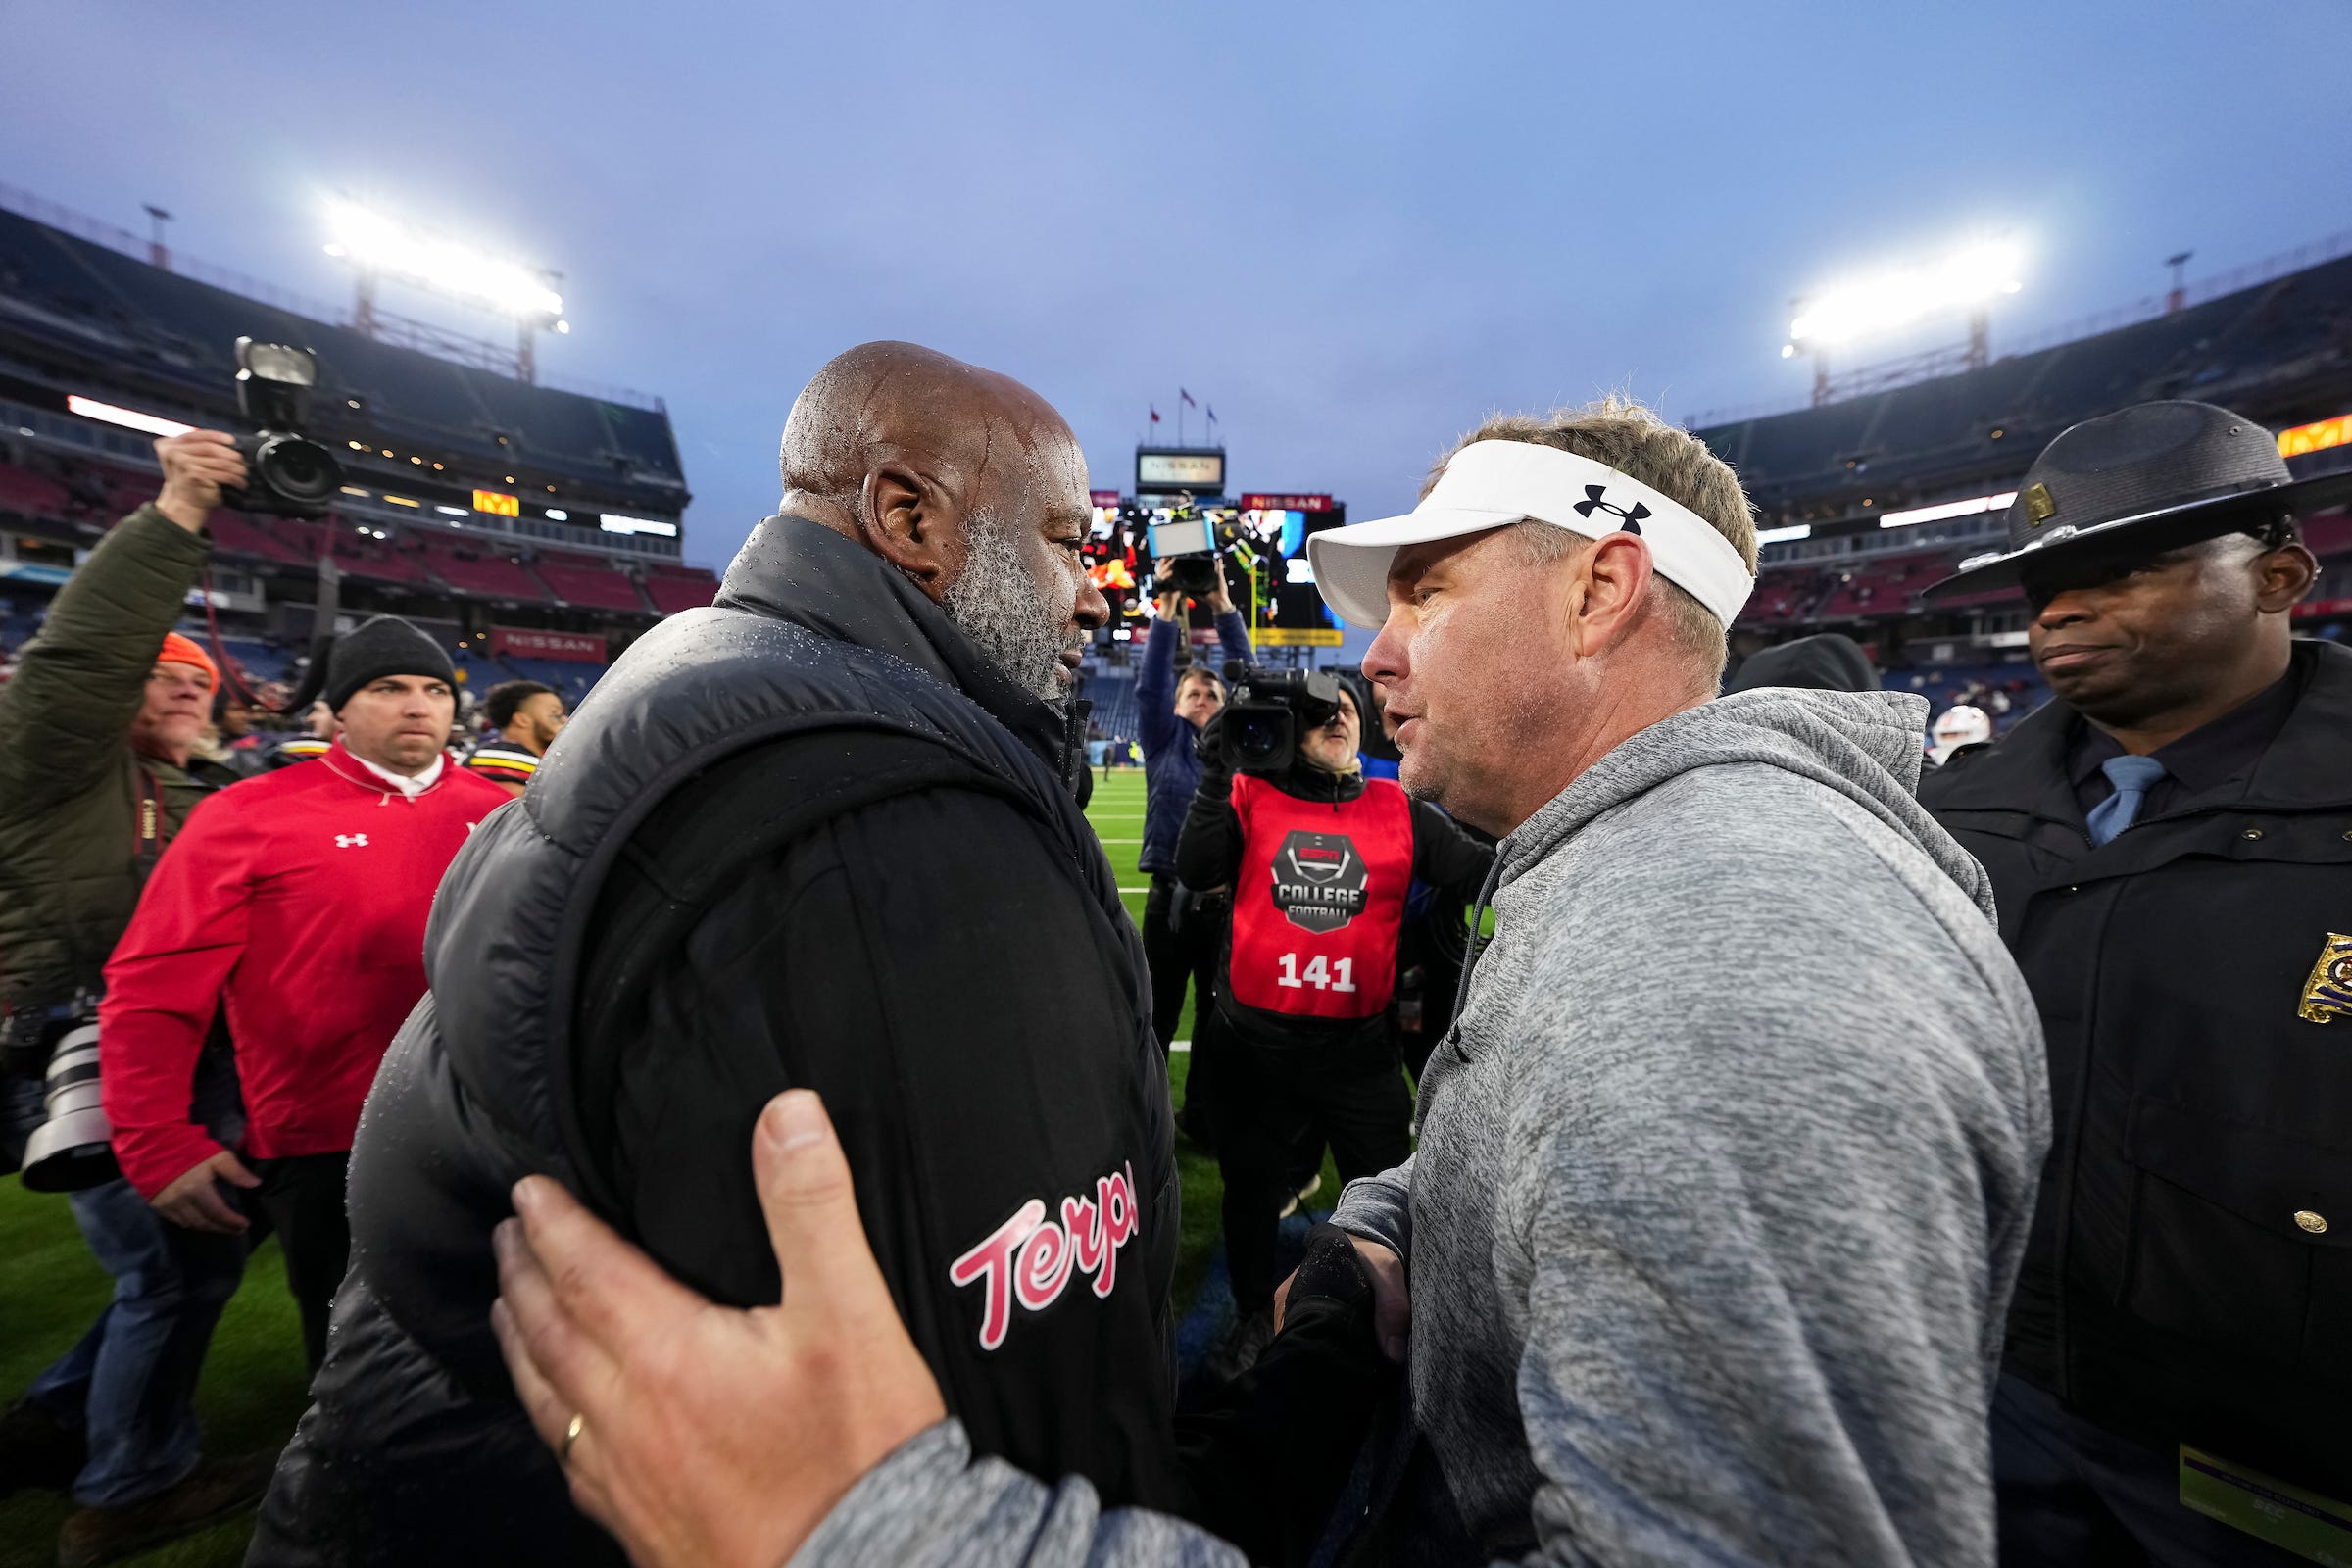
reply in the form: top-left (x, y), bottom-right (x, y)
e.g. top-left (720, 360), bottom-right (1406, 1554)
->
top-left (940, 507), bottom-right (1078, 705)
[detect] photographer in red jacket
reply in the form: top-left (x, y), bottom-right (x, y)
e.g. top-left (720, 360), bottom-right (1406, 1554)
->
top-left (101, 616), bottom-right (510, 1370)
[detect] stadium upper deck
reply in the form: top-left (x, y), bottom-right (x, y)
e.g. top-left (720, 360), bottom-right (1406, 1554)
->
top-left (1698, 245), bottom-right (2352, 686)
top-left (0, 192), bottom-right (718, 675)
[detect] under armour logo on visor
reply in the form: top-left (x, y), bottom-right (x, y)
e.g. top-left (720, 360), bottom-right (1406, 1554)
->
top-left (335, 833), bottom-right (368, 849)
top-left (1571, 486), bottom-right (1650, 533)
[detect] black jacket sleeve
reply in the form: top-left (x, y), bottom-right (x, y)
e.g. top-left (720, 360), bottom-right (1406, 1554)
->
top-left (578, 727), bottom-right (1182, 1512)
top-left (1409, 799), bottom-right (1494, 905)
top-left (1174, 759), bottom-right (1241, 892)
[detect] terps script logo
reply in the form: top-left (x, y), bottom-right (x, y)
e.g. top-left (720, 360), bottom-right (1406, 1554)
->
top-left (948, 1161), bottom-right (1142, 1352)
top-left (1272, 830), bottom-right (1368, 934)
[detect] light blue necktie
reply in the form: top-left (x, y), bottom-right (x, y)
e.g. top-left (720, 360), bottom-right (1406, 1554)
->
top-left (2086, 755), bottom-right (2166, 846)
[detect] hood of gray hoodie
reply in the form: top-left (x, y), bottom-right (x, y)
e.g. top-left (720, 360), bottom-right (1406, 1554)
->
top-left (1494, 686), bottom-right (1989, 919)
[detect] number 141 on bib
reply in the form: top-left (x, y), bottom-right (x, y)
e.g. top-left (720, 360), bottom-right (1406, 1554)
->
top-left (1275, 953), bottom-right (1357, 992)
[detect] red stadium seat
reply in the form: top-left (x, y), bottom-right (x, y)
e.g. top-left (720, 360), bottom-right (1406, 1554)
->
top-left (532, 550), bottom-right (650, 612)
top-left (0, 463), bottom-right (71, 517)
top-left (644, 563), bottom-right (719, 613)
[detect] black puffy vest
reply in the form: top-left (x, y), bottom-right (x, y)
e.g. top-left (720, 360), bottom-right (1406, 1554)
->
top-left (250, 578), bottom-right (1175, 1566)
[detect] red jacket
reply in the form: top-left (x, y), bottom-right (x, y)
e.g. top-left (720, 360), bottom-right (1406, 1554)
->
top-left (102, 740), bottom-right (511, 1198)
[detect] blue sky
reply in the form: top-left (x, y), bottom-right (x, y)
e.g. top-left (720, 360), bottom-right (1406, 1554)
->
top-left (6, 0), bottom-right (2348, 568)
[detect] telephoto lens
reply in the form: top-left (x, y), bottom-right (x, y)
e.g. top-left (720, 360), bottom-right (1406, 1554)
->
top-left (21, 1021), bottom-right (121, 1193)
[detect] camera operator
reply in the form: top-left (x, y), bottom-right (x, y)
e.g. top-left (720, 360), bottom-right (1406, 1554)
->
top-left (1178, 674), bottom-right (1490, 1375)
top-left (1136, 554), bottom-right (1253, 1139)
top-left (0, 431), bottom-right (280, 1565)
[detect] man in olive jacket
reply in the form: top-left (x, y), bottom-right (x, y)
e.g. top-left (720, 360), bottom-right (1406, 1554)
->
top-left (1919, 400), bottom-right (2352, 1565)
top-left (1, 431), bottom-right (278, 1565)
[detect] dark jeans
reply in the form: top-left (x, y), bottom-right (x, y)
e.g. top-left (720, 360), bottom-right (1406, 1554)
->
top-left (1992, 1372), bottom-right (2310, 1566)
top-left (7, 1047), bottom-right (249, 1508)
top-left (238, 1152), bottom-right (353, 1374)
top-left (1217, 1039), bottom-right (1411, 1316)
top-left (1144, 876), bottom-right (1229, 1122)
top-left (25, 1179), bottom-right (248, 1506)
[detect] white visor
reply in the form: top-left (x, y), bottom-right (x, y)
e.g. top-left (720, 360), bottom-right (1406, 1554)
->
top-left (1305, 440), bottom-right (1756, 630)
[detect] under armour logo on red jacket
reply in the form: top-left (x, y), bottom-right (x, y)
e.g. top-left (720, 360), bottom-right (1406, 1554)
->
top-left (950, 1160), bottom-right (1141, 1351)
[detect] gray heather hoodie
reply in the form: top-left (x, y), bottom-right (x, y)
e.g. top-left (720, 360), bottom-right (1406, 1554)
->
top-left (793, 688), bottom-right (2049, 1568)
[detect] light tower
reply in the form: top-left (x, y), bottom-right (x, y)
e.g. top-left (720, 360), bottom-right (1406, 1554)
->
top-left (322, 201), bottom-right (570, 383)
top-left (1781, 239), bottom-right (2023, 407)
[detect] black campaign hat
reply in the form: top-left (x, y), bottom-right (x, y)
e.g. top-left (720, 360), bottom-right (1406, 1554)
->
top-left (1921, 399), bottom-right (2352, 602)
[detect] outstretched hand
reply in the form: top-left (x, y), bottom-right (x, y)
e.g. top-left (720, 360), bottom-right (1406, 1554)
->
top-left (491, 1091), bottom-right (946, 1568)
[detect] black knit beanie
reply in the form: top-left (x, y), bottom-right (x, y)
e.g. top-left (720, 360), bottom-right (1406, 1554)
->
top-left (325, 615), bottom-right (457, 712)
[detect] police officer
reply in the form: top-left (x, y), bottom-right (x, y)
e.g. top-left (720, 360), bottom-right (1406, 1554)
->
top-left (1178, 678), bottom-right (1491, 1377)
top-left (1920, 399), bottom-right (2352, 1565)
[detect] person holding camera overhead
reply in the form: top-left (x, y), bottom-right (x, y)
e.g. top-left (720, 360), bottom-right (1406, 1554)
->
top-left (1136, 547), bottom-right (1254, 1138)
top-left (0, 430), bottom-right (287, 1566)
top-left (1178, 668), bottom-right (1491, 1377)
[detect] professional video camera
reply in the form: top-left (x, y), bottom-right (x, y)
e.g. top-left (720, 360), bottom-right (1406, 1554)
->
top-left (1146, 491), bottom-right (1225, 596)
top-left (1221, 661), bottom-right (1345, 775)
top-left (222, 337), bottom-right (343, 518)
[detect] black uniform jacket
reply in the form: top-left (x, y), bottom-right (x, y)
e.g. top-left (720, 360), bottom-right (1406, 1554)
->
top-left (249, 515), bottom-right (1180, 1565)
top-left (1177, 756), bottom-right (1494, 1055)
top-left (1921, 640), bottom-right (2352, 1494)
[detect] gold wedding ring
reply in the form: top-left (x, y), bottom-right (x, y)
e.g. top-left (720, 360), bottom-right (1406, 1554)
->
top-left (563, 1412), bottom-right (586, 1464)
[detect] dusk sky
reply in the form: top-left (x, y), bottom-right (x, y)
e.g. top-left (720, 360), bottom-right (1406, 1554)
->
top-left (7, 0), bottom-right (2347, 568)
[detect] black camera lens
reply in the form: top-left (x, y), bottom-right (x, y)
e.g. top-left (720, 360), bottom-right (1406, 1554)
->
top-left (256, 435), bottom-right (341, 505)
top-left (1226, 708), bottom-right (1294, 772)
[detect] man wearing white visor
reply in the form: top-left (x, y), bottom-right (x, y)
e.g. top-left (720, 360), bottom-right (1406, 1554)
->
top-left (480, 399), bottom-right (2053, 1568)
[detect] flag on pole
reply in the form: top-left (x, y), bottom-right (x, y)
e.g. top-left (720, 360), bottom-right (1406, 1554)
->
top-left (1179, 388), bottom-right (1197, 409)
top-left (1206, 405), bottom-right (1218, 428)
top-left (1150, 405), bottom-right (1160, 425)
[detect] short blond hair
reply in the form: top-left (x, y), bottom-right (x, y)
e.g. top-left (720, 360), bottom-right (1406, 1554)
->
top-left (1425, 395), bottom-right (1757, 678)
top-left (1176, 665), bottom-right (1225, 700)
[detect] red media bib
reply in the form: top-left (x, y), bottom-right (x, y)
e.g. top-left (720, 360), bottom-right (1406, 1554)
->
top-left (1227, 773), bottom-right (1414, 1020)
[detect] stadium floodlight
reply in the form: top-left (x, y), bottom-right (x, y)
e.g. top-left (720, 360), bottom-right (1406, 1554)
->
top-left (1754, 523), bottom-right (1812, 545)
top-left (1788, 241), bottom-right (2022, 347)
top-left (1877, 490), bottom-right (2019, 529)
top-left (600, 512), bottom-right (678, 537)
top-left (67, 394), bottom-right (193, 439)
top-left (324, 201), bottom-right (565, 325)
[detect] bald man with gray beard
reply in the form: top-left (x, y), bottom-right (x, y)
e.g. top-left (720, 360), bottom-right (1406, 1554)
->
top-left (247, 343), bottom-right (1183, 1567)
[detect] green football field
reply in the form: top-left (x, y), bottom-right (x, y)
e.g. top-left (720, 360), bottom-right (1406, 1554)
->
top-left (0, 766), bottom-right (1277, 1568)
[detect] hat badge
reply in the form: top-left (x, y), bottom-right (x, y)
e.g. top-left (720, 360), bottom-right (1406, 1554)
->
top-left (2296, 932), bottom-right (2352, 1024)
top-left (2023, 483), bottom-right (2056, 527)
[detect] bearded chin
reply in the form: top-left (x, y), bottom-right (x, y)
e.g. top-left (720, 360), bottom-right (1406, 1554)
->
top-left (940, 513), bottom-right (1071, 705)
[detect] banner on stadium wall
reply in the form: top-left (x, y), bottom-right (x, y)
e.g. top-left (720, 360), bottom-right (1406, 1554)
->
top-left (490, 626), bottom-right (608, 663)
top-left (2292, 597), bottom-right (2352, 620)
top-left (1253, 626), bottom-right (1344, 647)
top-left (2278, 415), bottom-right (2352, 460)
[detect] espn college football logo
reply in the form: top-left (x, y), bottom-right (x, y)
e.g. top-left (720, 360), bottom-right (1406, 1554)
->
top-left (1272, 830), bottom-right (1368, 934)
